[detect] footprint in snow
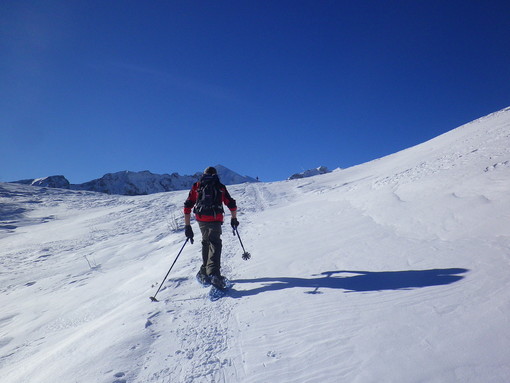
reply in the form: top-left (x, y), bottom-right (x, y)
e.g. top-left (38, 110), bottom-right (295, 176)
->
top-left (145, 311), bottom-right (161, 328)
top-left (112, 371), bottom-right (126, 383)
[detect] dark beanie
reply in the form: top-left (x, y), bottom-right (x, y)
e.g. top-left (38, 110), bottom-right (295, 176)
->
top-left (204, 166), bottom-right (217, 175)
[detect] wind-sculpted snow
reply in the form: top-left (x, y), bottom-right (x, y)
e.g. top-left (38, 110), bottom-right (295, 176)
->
top-left (1, 107), bottom-right (510, 382)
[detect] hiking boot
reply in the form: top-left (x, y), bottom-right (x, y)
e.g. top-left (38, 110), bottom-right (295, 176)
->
top-left (211, 275), bottom-right (227, 290)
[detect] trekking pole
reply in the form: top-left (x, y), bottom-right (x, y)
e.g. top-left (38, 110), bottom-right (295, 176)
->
top-left (233, 227), bottom-right (251, 260)
top-left (150, 238), bottom-right (190, 302)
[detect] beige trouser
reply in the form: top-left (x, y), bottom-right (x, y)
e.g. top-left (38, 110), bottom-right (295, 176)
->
top-left (198, 221), bottom-right (223, 276)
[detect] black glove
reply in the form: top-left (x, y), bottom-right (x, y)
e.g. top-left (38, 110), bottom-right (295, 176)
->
top-left (185, 225), bottom-right (194, 244)
top-left (231, 217), bottom-right (239, 230)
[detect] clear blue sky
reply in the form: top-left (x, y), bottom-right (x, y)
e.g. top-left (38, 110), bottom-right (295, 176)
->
top-left (1, 1), bottom-right (510, 183)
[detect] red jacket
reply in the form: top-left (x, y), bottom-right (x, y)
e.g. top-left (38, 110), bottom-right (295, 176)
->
top-left (184, 181), bottom-right (237, 222)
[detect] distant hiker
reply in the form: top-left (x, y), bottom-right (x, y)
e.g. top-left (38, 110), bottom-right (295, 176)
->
top-left (184, 166), bottom-right (239, 289)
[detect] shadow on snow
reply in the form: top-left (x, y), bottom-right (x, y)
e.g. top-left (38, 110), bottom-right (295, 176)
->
top-left (0, 185), bottom-right (53, 233)
top-left (0, 186), bottom-right (28, 231)
top-left (229, 268), bottom-right (469, 297)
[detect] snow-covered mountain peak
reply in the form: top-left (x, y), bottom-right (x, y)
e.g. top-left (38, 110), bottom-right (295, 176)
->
top-left (214, 164), bottom-right (258, 184)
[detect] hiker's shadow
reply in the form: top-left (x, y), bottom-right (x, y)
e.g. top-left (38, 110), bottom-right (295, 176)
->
top-left (229, 268), bottom-right (468, 297)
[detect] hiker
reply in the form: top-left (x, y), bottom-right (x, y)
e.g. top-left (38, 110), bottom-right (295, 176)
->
top-left (184, 166), bottom-right (239, 289)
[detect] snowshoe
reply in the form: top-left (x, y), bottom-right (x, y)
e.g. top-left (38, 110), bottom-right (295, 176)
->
top-left (196, 271), bottom-right (211, 287)
top-left (211, 275), bottom-right (227, 290)
top-left (209, 277), bottom-right (233, 301)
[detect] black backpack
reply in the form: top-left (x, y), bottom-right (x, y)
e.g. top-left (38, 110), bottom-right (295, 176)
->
top-left (193, 174), bottom-right (224, 217)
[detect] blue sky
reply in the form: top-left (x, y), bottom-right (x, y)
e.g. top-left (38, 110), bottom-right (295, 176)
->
top-left (1, 1), bottom-right (510, 183)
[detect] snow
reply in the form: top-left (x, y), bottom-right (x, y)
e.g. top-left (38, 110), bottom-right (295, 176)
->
top-left (1, 107), bottom-right (510, 382)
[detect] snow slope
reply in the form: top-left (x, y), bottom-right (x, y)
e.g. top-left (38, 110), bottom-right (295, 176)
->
top-left (1, 107), bottom-right (510, 382)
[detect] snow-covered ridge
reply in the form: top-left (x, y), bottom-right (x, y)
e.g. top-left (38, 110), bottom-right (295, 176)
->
top-left (14, 175), bottom-right (71, 189)
top-left (11, 165), bottom-right (258, 196)
top-left (288, 165), bottom-right (331, 180)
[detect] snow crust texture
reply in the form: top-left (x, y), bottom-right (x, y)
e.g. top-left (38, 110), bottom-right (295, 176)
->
top-left (1, 107), bottom-right (510, 382)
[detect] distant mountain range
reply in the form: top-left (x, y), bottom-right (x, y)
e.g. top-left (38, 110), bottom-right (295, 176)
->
top-left (12, 164), bottom-right (332, 195)
top-left (12, 165), bottom-right (259, 196)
